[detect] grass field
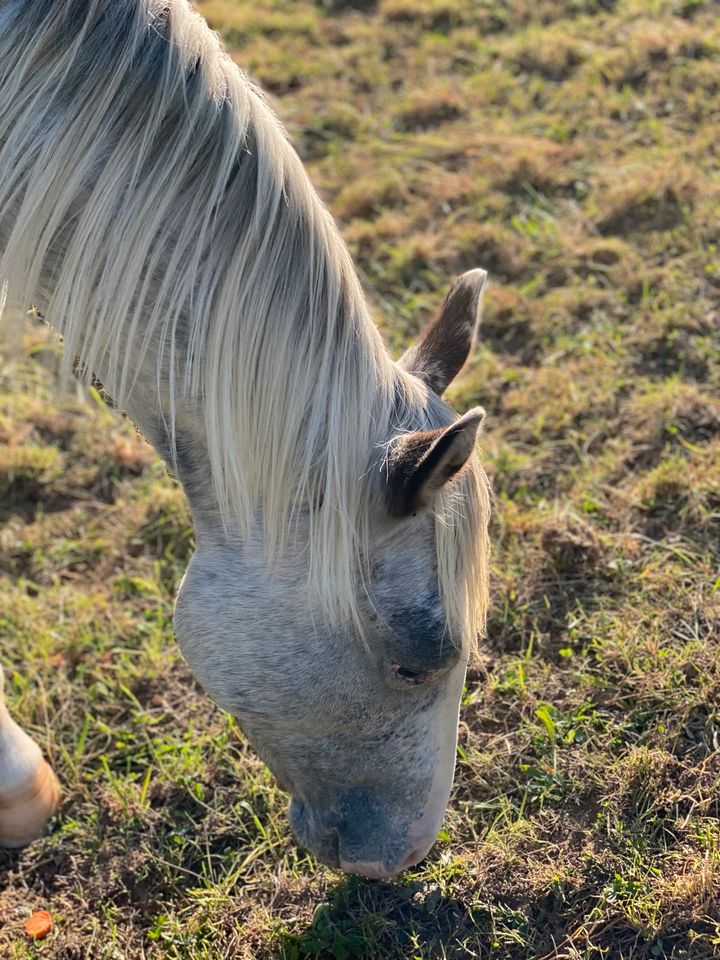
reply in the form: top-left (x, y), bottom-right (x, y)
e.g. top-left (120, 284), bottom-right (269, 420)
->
top-left (1, 0), bottom-right (719, 956)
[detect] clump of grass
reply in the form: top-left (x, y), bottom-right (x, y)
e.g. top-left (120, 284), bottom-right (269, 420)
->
top-left (499, 358), bottom-right (619, 442)
top-left (392, 86), bottom-right (467, 131)
top-left (624, 380), bottom-right (720, 463)
top-left (596, 17), bottom-right (714, 90)
top-left (632, 451), bottom-right (719, 536)
top-left (333, 171), bottom-right (406, 220)
top-left (539, 514), bottom-right (606, 575)
top-left (379, 0), bottom-right (469, 32)
top-left (494, 138), bottom-right (579, 196)
top-left (594, 162), bottom-right (699, 235)
top-left (504, 27), bottom-right (590, 80)
top-left (450, 221), bottom-right (530, 279)
top-left (297, 102), bottom-right (363, 158)
top-left (0, 443), bottom-right (64, 502)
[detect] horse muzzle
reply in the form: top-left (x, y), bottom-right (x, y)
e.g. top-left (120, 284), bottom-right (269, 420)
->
top-left (287, 791), bottom-right (439, 880)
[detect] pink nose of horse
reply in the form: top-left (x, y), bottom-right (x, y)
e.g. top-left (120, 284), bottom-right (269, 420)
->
top-left (340, 838), bottom-right (435, 880)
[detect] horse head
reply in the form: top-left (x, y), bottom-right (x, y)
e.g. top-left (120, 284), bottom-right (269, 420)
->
top-left (175, 270), bottom-right (490, 878)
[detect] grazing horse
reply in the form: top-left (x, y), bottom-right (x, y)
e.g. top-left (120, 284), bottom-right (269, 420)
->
top-left (0, 0), bottom-right (491, 879)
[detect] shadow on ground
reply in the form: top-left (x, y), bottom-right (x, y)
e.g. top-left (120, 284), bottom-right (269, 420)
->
top-left (267, 875), bottom-right (480, 960)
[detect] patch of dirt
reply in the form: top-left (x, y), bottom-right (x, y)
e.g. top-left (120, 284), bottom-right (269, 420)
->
top-left (540, 516), bottom-right (606, 575)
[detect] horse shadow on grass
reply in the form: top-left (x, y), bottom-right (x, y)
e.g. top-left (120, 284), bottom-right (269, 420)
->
top-left (264, 874), bottom-right (485, 960)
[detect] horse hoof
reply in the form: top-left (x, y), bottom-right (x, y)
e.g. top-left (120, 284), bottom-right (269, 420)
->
top-left (0, 666), bottom-right (61, 848)
top-left (0, 759), bottom-right (61, 848)
top-left (0, 762), bottom-right (61, 848)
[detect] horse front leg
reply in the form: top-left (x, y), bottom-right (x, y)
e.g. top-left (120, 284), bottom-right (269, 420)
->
top-left (0, 666), bottom-right (61, 848)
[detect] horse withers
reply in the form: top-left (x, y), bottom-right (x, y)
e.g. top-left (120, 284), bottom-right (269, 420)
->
top-left (0, 0), bottom-right (491, 879)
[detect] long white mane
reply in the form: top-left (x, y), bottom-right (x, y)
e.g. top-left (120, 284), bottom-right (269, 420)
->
top-left (0, 0), bottom-right (489, 641)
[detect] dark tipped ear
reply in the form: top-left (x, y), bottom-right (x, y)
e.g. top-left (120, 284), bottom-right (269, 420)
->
top-left (399, 268), bottom-right (487, 395)
top-left (385, 407), bottom-right (486, 518)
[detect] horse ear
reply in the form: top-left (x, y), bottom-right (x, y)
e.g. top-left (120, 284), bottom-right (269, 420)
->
top-left (384, 407), bottom-right (485, 518)
top-left (399, 268), bottom-right (487, 395)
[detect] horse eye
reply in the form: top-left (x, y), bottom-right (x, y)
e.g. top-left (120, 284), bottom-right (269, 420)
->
top-left (391, 661), bottom-right (436, 685)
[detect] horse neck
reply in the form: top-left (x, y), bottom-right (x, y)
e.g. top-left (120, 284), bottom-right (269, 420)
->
top-left (104, 276), bottom-right (403, 545)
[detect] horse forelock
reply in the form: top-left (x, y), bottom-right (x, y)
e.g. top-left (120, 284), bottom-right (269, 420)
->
top-left (0, 0), bottom-right (489, 644)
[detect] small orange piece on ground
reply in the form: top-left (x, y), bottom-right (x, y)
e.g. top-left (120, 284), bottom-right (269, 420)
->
top-left (24, 910), bottom-right (53, 940)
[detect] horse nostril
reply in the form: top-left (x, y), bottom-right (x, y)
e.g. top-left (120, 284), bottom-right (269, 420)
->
top-left (288, 798), bottom-right (341, 869)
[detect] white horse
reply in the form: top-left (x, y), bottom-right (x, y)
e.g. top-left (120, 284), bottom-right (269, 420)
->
top-left (0, 0), bottom-right (490, 879)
